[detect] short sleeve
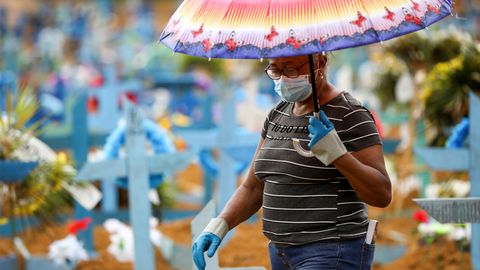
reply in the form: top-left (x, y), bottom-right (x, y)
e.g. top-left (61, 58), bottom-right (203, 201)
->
top-left (338, 106), bottom-right (382, 152)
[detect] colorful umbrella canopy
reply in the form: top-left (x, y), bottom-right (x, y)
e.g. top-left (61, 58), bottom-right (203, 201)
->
top-left (160, 0), bottom-right (453, 59)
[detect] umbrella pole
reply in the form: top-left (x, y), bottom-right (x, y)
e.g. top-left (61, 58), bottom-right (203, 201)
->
top-left (308, 54), bottom-right (320, 115)
top-left (291, 54), bottom-right (319, 157)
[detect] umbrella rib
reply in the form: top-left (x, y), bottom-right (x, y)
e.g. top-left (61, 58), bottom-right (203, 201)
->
top-left (357, 0), bottom-right (383, 43)
top-left (399, 0), bottom-right (428, 29)
top-left (260, 0), bottom-right (272, 58)
top-left (212, 0), bottom-right (236, 57)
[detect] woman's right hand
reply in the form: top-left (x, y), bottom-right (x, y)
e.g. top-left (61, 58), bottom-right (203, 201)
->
top-left (192, 232), bottom-right (222, 270)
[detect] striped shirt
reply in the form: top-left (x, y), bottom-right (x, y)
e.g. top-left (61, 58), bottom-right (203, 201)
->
top-left (254, 91), bottom-right (382, 247)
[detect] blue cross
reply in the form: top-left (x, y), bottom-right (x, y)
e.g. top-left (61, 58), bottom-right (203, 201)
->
top-left (414, 92), bottom-right (480, 269)
top-left (175, 90), bottom-right (259, 213)
top-left (75, 99), bottom-right (195, 270)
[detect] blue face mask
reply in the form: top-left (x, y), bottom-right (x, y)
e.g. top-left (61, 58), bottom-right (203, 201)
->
top-left (274, 75), bottom-right (312, 102)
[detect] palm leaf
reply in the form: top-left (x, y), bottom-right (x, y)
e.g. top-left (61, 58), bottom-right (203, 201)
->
top-left (6, 91), bottom-right (12, 130)
top-left (13, 89), bottom-right (39, 130)
top-left (0, 104), bottom-right (5, 134)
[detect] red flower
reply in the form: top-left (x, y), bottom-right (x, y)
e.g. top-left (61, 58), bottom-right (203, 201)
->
top-left (117, 92), bottom-right (139, 110)
top-left (68, 217), bottom-right (92, 235)
top-left (87, 95), bottom-right (99, 114)
top-left (90, 75), bottom-right (105, 88)
top-left (413, 209), bottom-right (429, 223)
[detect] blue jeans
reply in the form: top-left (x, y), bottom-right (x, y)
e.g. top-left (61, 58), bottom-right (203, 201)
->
top-left (268, 237), bottom-right (375, 270)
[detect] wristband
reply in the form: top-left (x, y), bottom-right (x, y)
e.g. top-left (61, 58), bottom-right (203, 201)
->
top-left (203, 218), bottom-right (229, 240)
top-left (311, 131), bottom-right (347, 165)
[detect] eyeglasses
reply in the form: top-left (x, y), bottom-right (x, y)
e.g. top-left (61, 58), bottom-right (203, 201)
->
top-left (264, 60), bottom-right (309, 80)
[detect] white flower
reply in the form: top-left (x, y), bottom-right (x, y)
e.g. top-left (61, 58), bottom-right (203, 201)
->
top-left (425, 184), bottom-right (440, 199)
top-left (48, 235), bottom-right (88, 265)
top-left (104, 219), bottom-right (135, 262)
top-left (107, 229), bottom-right (135, 262)
top-left (448, 227), bottom-right (467, 241)
top-left (465, 223), bottom-right (472, 241)
top-left (104, 218), bottom-right (163, 262)
top-left (417, 221), bottom-right (455, 238)
top-left (150, 230), bottom-right (164, 248)
top-left (449, 180), bottom-right (470, 197)
top-left (104, 218), bottom-right (129, 233)
top-left (418, 223), bottom-right (436, 237)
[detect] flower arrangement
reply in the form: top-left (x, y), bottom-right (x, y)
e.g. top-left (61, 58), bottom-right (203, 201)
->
top-left (417, 178), bottom-right (471, 248)
top-left (373, 26), bottom-right (479, 146)
top-left (421, 44), bottom-right (480, 145)
top-left (48, 218), bottom-right (91, 266)
top-left (370, 52), bottom-right (408, 110)
top-left (103, 217), bottom-right (163, 262)
top-left (413, 209), bottom-right (471, 248)
top-left (48, 235), bottom-right (89, 266)
top-left (0, 88), bottom-right (76, 238)
top-left (425, 179), bottom-right (470, 199)
top-left (413, 178), bottom-right (472, 264)
top-left (383, 26), bottom-right (472, 72)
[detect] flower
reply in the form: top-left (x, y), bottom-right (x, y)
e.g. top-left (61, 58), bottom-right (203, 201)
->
top-left (425, 184), bottom-right (440, 199)
top-left (424, 179), bottom-right (470, 198)
top-left (417, 221), bottom-right (453, 237)
top-left (103, 217), bottom-right (164, 262)
top-left (413, 209), bottom-right (429, 223)
top-left (448, 226), bottom-right (471, 241)
top-left (67, 217), bottom-right (92, 235)
top-left (418, 222), bottom-right (435, 237)
top-left (450, 180), bottom-right (470, 197)
top-left (48, 235), bottom-right (88, 265)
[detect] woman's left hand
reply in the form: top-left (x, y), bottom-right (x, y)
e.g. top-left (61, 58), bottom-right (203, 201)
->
top-left (307, 111), bottom-right (347, 165)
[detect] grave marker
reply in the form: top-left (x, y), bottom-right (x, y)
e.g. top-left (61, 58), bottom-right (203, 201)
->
top-left (414, 92), bottom-right (480, 269)
top-left (76, 99), bottom-right (195, 270)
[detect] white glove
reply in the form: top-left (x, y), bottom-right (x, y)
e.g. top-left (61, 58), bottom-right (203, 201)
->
top-left (308, 111), bottom-right (347, 165)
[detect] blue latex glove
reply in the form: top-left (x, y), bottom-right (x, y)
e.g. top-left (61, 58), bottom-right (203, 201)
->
top-left (446, 117), bottom-right (469, 148)
top-left (192, 232), bottom-right (222, 270)
top-left (307, 110), bottom-right (334, 149)
top-left (306, 110), bottom-right (347, 165)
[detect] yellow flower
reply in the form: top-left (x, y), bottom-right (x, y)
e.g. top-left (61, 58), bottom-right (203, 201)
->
top-left (0, 217), bottom-right (8, 225)
top-left (56, 152), bottom-right (68, 164)
top-left (420, 87), bottom-right (433, 102)
top-left (159, 117), bottom-right (171, 130)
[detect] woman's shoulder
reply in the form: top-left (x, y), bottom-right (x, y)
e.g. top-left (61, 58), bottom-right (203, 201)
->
top-left (329, 92), bottom-right (361, 108)
top-left (326, 92), bottom-right (372, 117)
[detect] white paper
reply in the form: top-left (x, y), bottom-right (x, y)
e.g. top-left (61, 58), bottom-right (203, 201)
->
top-left (148, 189), bottom-right (161, 206)
top-left (63, 182), bottom-right (102, 210)
top-left (14, 237), bottom-right (31, 259)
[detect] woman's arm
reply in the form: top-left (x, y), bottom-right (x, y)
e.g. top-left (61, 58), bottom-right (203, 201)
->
top-left (333, 144), bottom-right (392, 208)
top-left (218, 137), bottom-right (265, 229)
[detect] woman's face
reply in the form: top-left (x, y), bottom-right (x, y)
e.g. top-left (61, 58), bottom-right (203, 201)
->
top-left (267, 55), bottom-right (311, 78)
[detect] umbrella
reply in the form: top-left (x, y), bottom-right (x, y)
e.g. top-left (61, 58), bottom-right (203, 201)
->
top-left (159, 0), bottom-right (453, 155)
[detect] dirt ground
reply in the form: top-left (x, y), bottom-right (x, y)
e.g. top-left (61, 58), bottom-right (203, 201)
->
top-left (0, 163), bottom-right (473, 270)
top-left (0, 214), bottom-right (472, 270)
top-left (0, 223), bottom-right (174, 270)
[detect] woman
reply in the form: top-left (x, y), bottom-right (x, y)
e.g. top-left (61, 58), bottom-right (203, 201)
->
top-left (192, 54), bottom-right (392, 270)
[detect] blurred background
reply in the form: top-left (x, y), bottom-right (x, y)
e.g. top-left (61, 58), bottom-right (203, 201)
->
top-left (0, 0), bottom-right (480, 270)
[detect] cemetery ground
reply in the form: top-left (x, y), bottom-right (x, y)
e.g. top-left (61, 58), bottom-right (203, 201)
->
top-left (0, 163), bottom-right (472, 270)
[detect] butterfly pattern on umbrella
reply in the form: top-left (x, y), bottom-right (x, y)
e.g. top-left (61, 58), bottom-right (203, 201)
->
top-left (383, 7), bottom-right (396, 21)
top-left (264, 26), bottom-right (279, 42)
top-left (161, 0), bottom-right (451, 58)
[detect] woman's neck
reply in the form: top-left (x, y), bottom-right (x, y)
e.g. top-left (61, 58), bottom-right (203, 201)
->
top-left (292, 81), bottom-right (340, 116)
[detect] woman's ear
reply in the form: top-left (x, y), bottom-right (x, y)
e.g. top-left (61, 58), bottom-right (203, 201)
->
top-left (318, 54), bottom-right (328, 69)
